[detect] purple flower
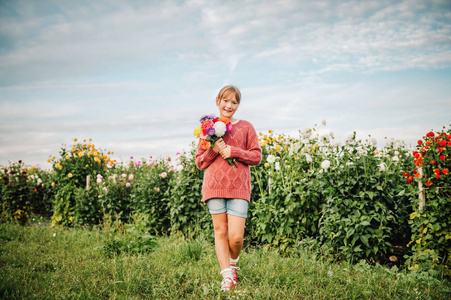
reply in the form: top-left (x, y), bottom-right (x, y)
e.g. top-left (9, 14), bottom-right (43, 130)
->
top-left (199, 114), bottom-right (216, 123)
top-left (207, 127), bottom-right (216, 136)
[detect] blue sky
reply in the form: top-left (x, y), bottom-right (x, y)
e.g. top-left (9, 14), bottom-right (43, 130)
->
top-left (1, 0), bottom-right (450, 168)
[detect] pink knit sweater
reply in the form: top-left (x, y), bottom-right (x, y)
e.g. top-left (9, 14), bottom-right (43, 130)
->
top-left (195, 120), bottom-right (262, 202)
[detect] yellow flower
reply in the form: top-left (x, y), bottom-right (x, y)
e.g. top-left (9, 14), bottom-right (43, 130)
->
top-left (47, 158), bottom-right (50, 163)
top-left (284, 145), bottom-right (288, 150)
top-left (73, 138), bottom-right (77, 142)
top-left (275, 145), bottom-right (281, 152)
top-left (68, 173), bottom-right (73, 178)
top-left (69, 216), bottom-right (73, 221)
top-left (52, 156), bottom-right (55, 160)
top-left (268, 130), bottom-right (272, 133)
top-left (108, 151), bottom-right (111, 155)
top-left (84, 139), bottom-right (86, 142)
top-left (264, 135), bottom-right (268, 139)
top-left (85, 164), bottom-right (88, 168)
top-left (51, 182), bottom-right (55, 187)
top-left (260, 141), bottom-right (266, 147)
top-left (259, 132), bottom-right (262, 136)
top-left (71, 147), bottom-right (76, 151)
top-left (315, 143), bottom-right (318, 148)
top-left (111, 151), bottom-right (114, 155)
top-left (89, 138), bottom-right (92, 141)
top-left (264, 162), bottom-right (270, 167)
top-left (66, 155), bottom-right (70, 160)
top-left (278, 135), bottom-right (282, 140)
top-left (78, 151), bottom-right (83, 157)
top-left (193, 125), bottom-right (202, 138)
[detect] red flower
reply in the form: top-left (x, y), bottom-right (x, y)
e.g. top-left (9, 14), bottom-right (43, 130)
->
top-left (447, 135), bottom-right (451, 140)
top-left (34, 187), bottom-right (37, 193)
top-left (440, 155), bottom-right (445, 161)
top-left (438, 148), bottom-right (443, 153)
top-left (413, 169), bottom-right (417, 174)
top-left (426, 181), bottom-right (432, 186)
top-left (417, 140), bottom-right (423, 145)
top-left (10, 171), bottom-right (15, 175)
top-left (415, 172), bottom-right (421, 178)
top-left (448, 141), bottom-right (451, 146)
top-left (426, 131), bottom-right (435, 137)
top-left (436, 174), bottom-right (441, 180)
top-left (3, 169), bottom-right (7, 173)
top-left (405, 176), bottom-right (414, 184)
top-left (403, 171), bottom-right (409, 177)
top-left (439, 140), bottom-right (447, 146)
top-left (431, 160), bottom-right (436, 164)
top-left (443, 169), bottom-right (449, 174)
top-left (434, 168), bottom-right (440, 174)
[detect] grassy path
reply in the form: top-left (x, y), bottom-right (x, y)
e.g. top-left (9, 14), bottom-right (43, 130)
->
top-left (0, 223), bottom-right (449, 299)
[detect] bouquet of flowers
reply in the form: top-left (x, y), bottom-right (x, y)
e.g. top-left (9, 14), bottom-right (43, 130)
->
top-left (194, 114), bottom-right (238, 168)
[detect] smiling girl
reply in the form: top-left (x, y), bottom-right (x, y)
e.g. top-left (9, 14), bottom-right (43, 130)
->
top-left (195, 85), bottom-right (262, 291)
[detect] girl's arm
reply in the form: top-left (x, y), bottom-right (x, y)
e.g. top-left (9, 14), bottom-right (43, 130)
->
top-left (195, 140), bottom-right (220, 170)
top-left (229, 125), bottom-right (262, 166)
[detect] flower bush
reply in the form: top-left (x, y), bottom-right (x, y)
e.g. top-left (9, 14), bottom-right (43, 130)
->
top-left (49, 138), bottom-right (113, 226)
top-left (1, 160), bottom-right (33, 224)
top-left (407, 126), bottom-right (451, 275)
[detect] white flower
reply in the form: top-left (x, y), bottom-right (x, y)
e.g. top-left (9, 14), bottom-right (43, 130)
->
top-left (371, 137), bottom-right (377, 146)
top-left (346, 134), bottom-right (355, 145)
top-left (213, 121), bottom-right (227, 137)
top-left (346, 162), bottom-right (354, 166)
top-left (275, 162), bottom-right (280, 171)
top-left (320, 134), bottom-right (330, 143)
top-left (395, 151), bottom-right (399, 156)
top-left (175, 165), bottom-right (184, 172)
top-left (378, 163), bottom-right (387, 172)
top-left (392, 156), bottom-right (399, 164)
top-left (97, 174), bottom-right (102, 178)
top-left (321, 160), bottom-right (331, 169)
top-left (322, 120), bottom-right (327, 126)
top-left (267, 155), bottom-right (276, 164)
top-left (102, 187), bottom-right (108, 192)
top-left (96, 178), bottom-right (102, 183)
top-left (53, 233), bottom-right (56, 237)
top-left (329, 131), bottom-right (334, 138)
top-left (302, 129), bottom-right (312, 139)
top-left (305, 154), bottom-right (313, 163)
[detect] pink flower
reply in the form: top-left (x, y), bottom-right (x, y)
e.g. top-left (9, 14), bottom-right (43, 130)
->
top-left (176, 152), bottom-right (181, 156)
top-left (130, 156), bottom-right (134, 159)
top-left (154, 187), bottom-right (160, 192)
top-left (121, 173), bottom-right (127, 178)
top-left (226, 122), bottom-right (233, 131)
top-left (126, 182), bottom-right (131, 187)
top-left (168, 166), bottom-right (174, 172)
top-left (129, 174), bottom-right (134, 180)
top-left (159, 172), bottom-right (167, 178)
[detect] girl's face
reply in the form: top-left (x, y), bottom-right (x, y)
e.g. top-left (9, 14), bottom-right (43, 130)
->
top-left (216, 92), bottom-right (239, 120)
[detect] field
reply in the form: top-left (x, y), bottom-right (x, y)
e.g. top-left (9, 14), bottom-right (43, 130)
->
top-left (0, 222), bottom-right (450, 299)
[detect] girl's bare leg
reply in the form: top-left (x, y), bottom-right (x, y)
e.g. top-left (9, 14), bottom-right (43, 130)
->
top-left (227, 214), bottom-right (246, 259)
top-left (211, 212), bottom-right (230, 270)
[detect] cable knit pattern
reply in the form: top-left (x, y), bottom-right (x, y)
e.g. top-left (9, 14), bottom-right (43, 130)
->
top-left (196, 120), bottom-right (262, 202)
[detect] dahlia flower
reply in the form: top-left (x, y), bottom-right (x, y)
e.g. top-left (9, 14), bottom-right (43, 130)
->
top-left (213, 121), bottom-right (227, 137)
top-left (321, 160), bottom-right (331, 169)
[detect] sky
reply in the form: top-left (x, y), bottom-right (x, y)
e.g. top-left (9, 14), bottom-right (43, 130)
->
top-left (1, 0), bottom-right (451, 169)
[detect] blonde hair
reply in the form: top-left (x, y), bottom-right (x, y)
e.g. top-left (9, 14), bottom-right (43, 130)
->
top-left (217, 85), bottom-right (241, 104)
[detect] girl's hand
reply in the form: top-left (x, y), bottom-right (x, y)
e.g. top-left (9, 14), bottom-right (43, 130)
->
top-left (213, 138), bottom-right (226, 153)
top-left (219, 145), bottom-right (232, 159)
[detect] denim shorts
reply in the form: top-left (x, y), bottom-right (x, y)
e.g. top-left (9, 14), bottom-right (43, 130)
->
top-left (206, 198), bottom-right (249, 219)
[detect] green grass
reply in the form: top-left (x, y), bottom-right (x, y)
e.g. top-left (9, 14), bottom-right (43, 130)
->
top-left (0, 223), bottom-right (450, 299)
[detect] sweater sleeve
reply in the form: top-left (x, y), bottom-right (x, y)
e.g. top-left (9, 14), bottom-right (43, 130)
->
top-left (230, 123), bottom-right (262, 166)
top-left (195, 140), bottom-right (219, 170)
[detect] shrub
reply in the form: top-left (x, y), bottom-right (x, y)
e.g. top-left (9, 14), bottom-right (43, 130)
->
top-left (0, 161), bottom-right (33, 224)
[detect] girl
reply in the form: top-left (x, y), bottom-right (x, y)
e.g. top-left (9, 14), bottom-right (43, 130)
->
top-left (195, 85), bottom-right (262, 291)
